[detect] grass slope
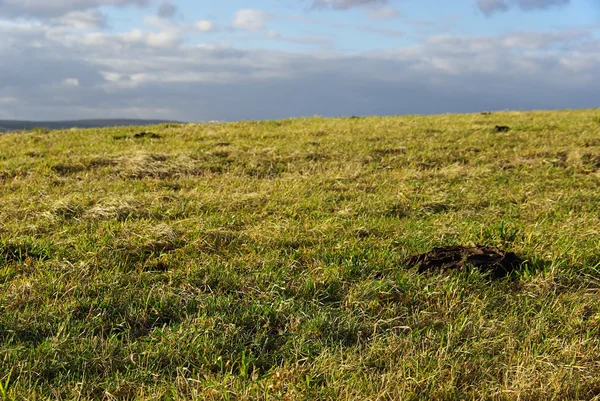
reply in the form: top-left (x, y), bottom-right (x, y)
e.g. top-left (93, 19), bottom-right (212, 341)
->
top-left (1, 111), bottom-right (600, 400)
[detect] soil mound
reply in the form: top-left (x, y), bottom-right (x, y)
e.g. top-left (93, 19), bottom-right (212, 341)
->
top-left (134, 131), bottom-right (161, 139)
top-left (404, 245), bottom-right (523, 278)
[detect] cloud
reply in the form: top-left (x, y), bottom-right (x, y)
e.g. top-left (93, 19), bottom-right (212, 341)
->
top-left (311, 0), bottom-right (388, 10)
top-left (156, 1), bottom-right (177, 19)
top-left (52, 9), bottom-right (108, 29)
top-left (267, 30), bottom-right (281, 39)
top-left (0, 18), bottom-right (598, 121)
top-left (121, 28), bottom-right (180, 47)
top-left (0, 0), bottom-right (152, 18)
top-left (266, 30), bottom-right (333, 47)
top-left (366, 6), bottom-right (401, 20)
top-left (196, 20), bottom-right (216, 33)
top-left (477, 0), bottom-right (571, 16)
top-left (233, 9), bottom-right (270, 32)
top-left (63, 78), bottom-right (80, 87)
top-left (516, 0), bottom-right (571, 11)
top-left (477, 0), bottom-right (510, 15)
top-left (356, 24), bottom-right (403, 37)
top-left (311, 0), bottom-right (570, 16)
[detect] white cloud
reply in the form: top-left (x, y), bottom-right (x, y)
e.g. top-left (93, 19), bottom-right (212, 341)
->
top-left (52, 9), bottom-right (107, 30)
top-left (71, 27), bottom-right (182, 50)
top-left (196, 20), bottom-right (216, 32)
top-left (502, 31), bottom-right (588, 49)
top-left (233, 9), bottom-right (270, 32)
top-left (366, 6), bottom-right (401, 20)
top-left (312, 0), bottom-right (387, 10)
top-left (122, 29), bottom-right (180, 47)
top-left (264, 30), bottom-right (332, 47)
top-left (63, 78), bottom-right (80, 86)
top-left (101, 72), bottom-right (122, 82)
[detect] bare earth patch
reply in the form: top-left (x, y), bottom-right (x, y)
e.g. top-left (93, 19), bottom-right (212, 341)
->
top-left (404, 245), bottom-right (524, 278)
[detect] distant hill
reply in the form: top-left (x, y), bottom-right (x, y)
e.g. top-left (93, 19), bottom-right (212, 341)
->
top-left (0, 119), bottom-right (181, 132)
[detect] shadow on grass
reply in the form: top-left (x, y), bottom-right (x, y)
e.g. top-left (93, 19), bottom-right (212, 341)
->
top-left (0, 240), bottom-right (53, 263)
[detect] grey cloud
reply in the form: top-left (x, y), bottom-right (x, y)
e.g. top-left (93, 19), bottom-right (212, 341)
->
top-left (517, 0), bottom-right (570, 10)
top-left (0, 20), bottom-right (598, 121)
top-left (0, 0), bottom-right (152, 18)
top-left (156, 1), bottom-right (176, 19)
top-left (477, 0), bottom-right (571, 16)
top-left (477, 0), bottom-right (509, 15)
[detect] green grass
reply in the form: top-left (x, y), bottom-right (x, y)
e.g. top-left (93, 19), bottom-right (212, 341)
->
top-left (1, 110), bottom-right (600, 400)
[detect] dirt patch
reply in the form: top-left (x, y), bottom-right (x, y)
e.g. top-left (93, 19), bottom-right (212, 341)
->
top-left (86, 157), bottom-right (117, 170)
top-left (0, 170), bottom-right (27, 181)
top-left (134, 131), bottom-right (161, 139)
top-left (581, 153), bottom-right (600, 169)
top-left (403, 245), bottom-right (524, 278)
top-left (51, 163), bottom-right (86, 175)
top-left (383, 203), bottom-right (409, 219)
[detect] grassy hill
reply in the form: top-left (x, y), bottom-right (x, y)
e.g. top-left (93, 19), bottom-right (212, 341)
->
top-left (0, 119), bottom-right (180, 132)
top-left (1, 111), bottom-right (600, 400)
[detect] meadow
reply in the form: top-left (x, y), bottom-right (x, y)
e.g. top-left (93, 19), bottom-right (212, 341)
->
top-left (1, 110), bottom-right (600, 400)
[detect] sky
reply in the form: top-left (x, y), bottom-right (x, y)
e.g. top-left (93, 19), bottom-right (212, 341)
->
top-left (0, 0), bottom-right (599, 122)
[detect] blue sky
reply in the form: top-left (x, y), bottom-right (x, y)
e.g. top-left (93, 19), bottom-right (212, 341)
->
top-left (0, 0), bottom-right (599, 121)
top-left (107, 1), bottom-right (599, 51)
